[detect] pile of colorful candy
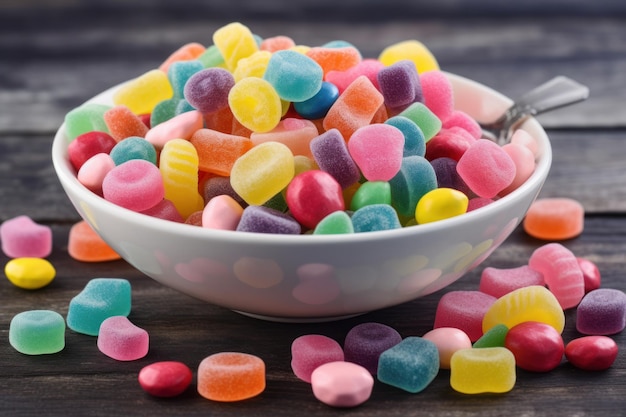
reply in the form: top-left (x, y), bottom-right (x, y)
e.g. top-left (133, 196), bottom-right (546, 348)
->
top-left (63, 21), bottom-right (540, 235)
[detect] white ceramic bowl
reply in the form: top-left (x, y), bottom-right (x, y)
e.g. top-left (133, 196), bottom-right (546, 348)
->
top-left (52, 73), bottom-right (552, 321)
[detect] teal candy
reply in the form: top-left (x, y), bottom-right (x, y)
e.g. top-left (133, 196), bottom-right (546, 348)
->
top-left (293, 81), bottom-right (339, 120)
top-left (65, 103), bottom-right (112, 141)
top-left (313, 211), bottom-right (354, 234)
top-left (110, 136), bottom-right (158, 165)
top-left (9, 310), bottom-right (65, 355)
top-left (350, 181), bottom-right (392, 211)
top-left (398, 102), bottom-right (442, 142)
top-left (66, 278), bottom-right (132, 336)
top-left (151, 98), bottom-right (179, 127)
top-left (175, 99), bottom-right (196, 115)
top-left (385, 116), bottom-right (426, 157)
top-left (389, 156), bottom-right (438, 218)
top-left (263, 50), bottom-right (323, 102)
top-left (168, 60), bottom-right (204, 98)
top-left (473, 324), bottom-right (509, 348)
top-left (377, 337), bottom-right (439, 393)
top-left (352, 204), bottom-right (401, 233)
top-left (198, 45), bottom-right (225, 68)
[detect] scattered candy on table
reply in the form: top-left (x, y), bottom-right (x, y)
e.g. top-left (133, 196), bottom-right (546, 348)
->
top-left (97, 316), bottom-right (149, 361)
top-left (310, 361), bottom-right (374, 407)
top-left (138, 361), bottom-right (194, 397)
top-left (4, 257), bottom-right (56, 290)
top-left (523, 197), bottom-right (585, 240)
top-left (197, 352), bottom-right (266, 402)
top-left (0, 215), bottom-right (52, 258)
top-left (9, 310), bottom-right (66, 355)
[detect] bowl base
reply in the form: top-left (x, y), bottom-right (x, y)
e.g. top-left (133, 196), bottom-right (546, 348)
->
top-left (233, 310), bottom-right (364, 323)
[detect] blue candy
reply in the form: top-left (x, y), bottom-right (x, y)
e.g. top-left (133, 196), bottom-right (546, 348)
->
top-left (293, 81), bottom-right (339, 119)
top-left (385, 116), bottom-right (426, 157)
top-left (263, 50), bottom-right (323, 102)
top-left (389, 155), bottom-right (437, 217)
top-left (168, 60), bottom-right (204, 98)
top-left (110, 136), bottom-right (158, 165)
top-left (377, 337), bottom-right (439, 393)
top-left (351, 204), bottom-right (401, 233)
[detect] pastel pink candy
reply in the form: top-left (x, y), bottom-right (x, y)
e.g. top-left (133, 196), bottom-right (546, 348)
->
top-left (434, 290), bottom-right (497, 341)
top-left (325, 59), bottom-right (384, 94)
top-left (442, 110), bottom-right (482, 139)
top-left (311, 361), bottom-right (374, 408)
top-left (102, 159), bottom-right (165, 212)
top-left (97, 316), bottom-right (149, 361)
top-left (202, 195), bottom-right (244, 231)
top-left (140, 199), bottom-right (184, 223)
top-left (500, 143), bottom-right (536, 195)
top-left (528, 243), bottom-right (585, 309)
top-left (77, 153), bottom-right (115, 195)
top-left (291, 334), bottom-right (345, 383)
top-left (456, 139), bottom-right (516, 198)
top-left (510, 129), bottom-right (539, 158)
top-left (0, 215), bottom-right (52, 258)
top-left (420, 70), bottom-right (454, 121)
top-left (348, 124), bottom-right (404, 181)
top-left (145, 110), bottom-right (204, 148)
top-left (479, 265), bottom-right (545, 298)
top-left (422, 327), bottom-right (472, 369)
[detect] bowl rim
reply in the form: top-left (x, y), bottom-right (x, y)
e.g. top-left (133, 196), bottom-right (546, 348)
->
top-left (52, 72), bottom-right (552, 246)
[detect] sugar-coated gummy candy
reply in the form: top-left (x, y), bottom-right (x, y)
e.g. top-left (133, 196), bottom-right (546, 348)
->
top-left (293, 81), bottom-right (339, 119)
top-left (168, 59), bottom-right (204, 98)
top-left (425, 128), bottom-right (475, 162)
top-left (310, 361), bottom-right (373, 408)
top-left (397, 102), bottom-right (442, 142)
top-left (139, 361), bottom-right (194, 397)
top-left (415, 187), bottom-right (468, 224)
top-left (250, 118), bottom-right (319, 158)
top-left (66, 278), bottom-right (132, 336)
top-left (228, 77), bottom-right (282, 133)
top-left (64, 103), bottom-right (111, 141)
top-left (350, 181), bottom-right (392, 211)
top-left (68, 220), bottom-right (121, 262)
top-left (576, 288), bottom-right (626, 335)
top-left (429, 157), bottom-right (472, 196)
top-left (103, 105), bottom-right (149, 142)
top-left (5, 257), bottom-right (56, 290)
top-left (0, 215), bottom-right (52, 258)
top-left (523, 198), bottom-right (585, 240)
top-left (212, 22), bottom-right (259, 72)
top-left (9, 310), bottom-right (65, 355)
top-left (68, 131), bottom-right (117, 171)
top-left (482, 285), bottom-right (565, 335)
top-left (201, 175), bottom-right (246, 208)
top-left (511, 127), bottom-right (540, 158)
top-left (113, 69), bottom-right (174, 116)
top-left (109, 136), bottom-right (157, 166)
top-left (467, 197), bottom-right (494, 211)
top-left (290, 334), bottom-right (345, 383)
top-left (504, 321), bottom-right (564, 372)
top-left (351, 204), bottom-right (401, 233)
top-left (377, 60), bottom-right (422, 111)
top-left (577, 257), bottom-right (601, 293)
top-left (232, 49), bottom-right (271, 82)
top-left (236, 205), bottom-right (301, 234)
top-left (384, 115), bottom-right (426, 157)
top-left (197, 352), bottom-right (265, 402)
top-left (378, 40), bottom-right (439, 74)
top-left (343, 322), bottom-right (402, 375)
top-left (159, 138), bottom-right (204, 218)
top-left (325, 59), bottom-right (384, 94)
top-left (500, 143), bottom-right (536, 195)
top-left (102, 159), bottom-right (165, 212)
top-left (263, 49), bottom-right (323, 102)
top-left (419, 70), bottom-right (454, 121)
top-left (456, 139), bottom-right (516, 198)
top-left (305, 46), bottom-right (362, 75)
top-left (145, 110), bottom-right (204, 149)
top-left (77, 152), bottom-right (115, 194)
top-left (141, 199), bottom-right (184, 223)
top-left (528, 243), bottom-right (585, 309)
top-left (449, 347), bottom-right (516, 394)
top-left (191, 128), bottom-right (253, 176)
top-left (434, 290), bottom-right (497, 342)
top-left (230, 141), bottom-right (294, 206)
top-left (184, 68), bottom-right (235, 114)
top-left (442, 110), bottom-right (483, 139)
top-left (565, 336), bottom-right (618, 371)
top-left (348, 124), bottom-right (404, 182)
top-left (309, 128), bottom-right (361, 189)
top-left (159, 42), bottom-right (206, 73)
top-left (479, 265), bottom-right (545, 298)
top-left (422, 327), bottom-right (472, 369)
top-left (313, 211), bottom-right (354, 235)
top-left (286, 170), bottom-right (344, 230)
top-left (388, 155), bottom-right (437, 218)
top-left (260, 35), bottom-right (295, 52)
top-left (97, 316), bottom-right (149, 361)
top-left (377, 337), bottom-right (439, 393)
top-left (202, 195), bottom-right (244, 231)
top-left (473, 324), bottom-right (509, 348)
top-left (197, 44), bottom-right (226, 68)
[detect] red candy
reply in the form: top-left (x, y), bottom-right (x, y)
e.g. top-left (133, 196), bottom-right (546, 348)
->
top-left (565, 336), bottom-right (618, 371)
top-left (68, 131), bottom-right (117, 171)
top-left (504, 321), bottom-right (564, 372)
top-left (138, 361), bottom-right (193, 397)
top-left (577, 257), bottom-right (602, 293)
top-left (286, 170), bottom-right (345, 230)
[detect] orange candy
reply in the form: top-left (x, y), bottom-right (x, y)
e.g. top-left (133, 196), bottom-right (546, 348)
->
top-left (306, 46), bottom-right (362, 75)
top-left (103, 105), bottom-right (149, 142)
top-left (190, 129), bottom-right (253, 176)
top-left (68, 221), bottom-right (121, 262)
top-left (250, 118), bottom-right (319, 158)
top-left (197, 352), bottom-right (265, 402)
top-left (158, 42), bottom-right (206, 73)
top-left (260, 35), bottom-right (296, 52)
top-left (523, 197), bottom-right (585, 240)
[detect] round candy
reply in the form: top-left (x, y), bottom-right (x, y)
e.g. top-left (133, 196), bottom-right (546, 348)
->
top-left (110, 136), bottom-right (157, 166)
top-left (577, 257), bottom-right (601, 293)
top-left (504, 321), bottom-right (564, 372)
top-left (184, 68), bottom-right (235, 114)
top-left (415, 187), bottom-right (469, 224)
top-left (139, 361), bottom-right (193, 397)
top-left (422, 327), bottom-right (472, 369)
top-left (286, 170), bottom-right (344, 230)
top-left (197, 352), bottom-right (265, 402)
top-left (311, 361), bottom-right (373, 408)
top-left (293, 81), bottom-right (339, 119)
top-left (102, 159), bottom-right (165, 212)
top-left (523, 198), bottom-right (585, 240)
top-left (344, 322), bottom-right (402, 375)
top-left (228, 77), bottom-right (282, 133)
top-left (291, 334), bottom-right (345, 383)
top-left (5, 257), bottom-right (56, 290)
top-left (565, 336), bottom-right (618, 371)
top-left (68, 131), bottom-right (117, 171)
top-left (263, 49), bottom-right (323, 102)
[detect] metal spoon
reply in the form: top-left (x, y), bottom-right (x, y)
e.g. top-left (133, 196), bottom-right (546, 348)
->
top-left (480, 76), bottom-right (590, 145)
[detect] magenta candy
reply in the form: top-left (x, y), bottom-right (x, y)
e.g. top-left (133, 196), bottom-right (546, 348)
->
top-left (0, 215), bottom-right (52, 258)
top-left (286, 170), bottom-right (345, 230)
top-left (140, 199), bottom-right (184, 223)
top-left (434, 290), bottom-right (497, 342)
top-left (68, 131), bottom-right (117, 171)
top-left (291, 334), bottom-right (345, 383)
top-left (505, 321), bottom-right (564, 372)
top-left (343, 322), bottom-right (402, 375)
top-left (102, 159), bottom-right (165, 212)
top-left (184, 68), bottom-right (235, 114)
top-left (97, 316), bottom-right (149, 361)
top-left (425, 128), bottom-right (475, 162)
top-left (348, 124), bottom-right (404, 182)
top-left (376, 60), bottom-right (422, 111)
top-left (139, 361), bottom-right (193, 397)
top-left (467, 197), bottom-right (494, 211)
top-left (576, 288), bottom-right (626, 335)
top-left (565, 336), bottom-right (618, 371)
top-left (310, 128), bottom-right (361, 189)
top-left (576, 257), bottom-right (602, 293)
top-left (456, 139), bottom-right (516, 198)
top-left (325, 59), bottom-right (384, 94)
top-left (420, 70), bottom-right (454, 121)
top-left (528, 243), bottom-right (585, 309)
top-left (441, 110), bottom-right (482, 139)
top-left (479, 265), bottom-right (545, 298)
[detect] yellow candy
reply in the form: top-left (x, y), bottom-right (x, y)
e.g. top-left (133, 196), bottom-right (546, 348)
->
top-left (233, 50), bottom-right (272, 82)
top-left (113, 69), bottom-right (173, 115)
top-left (378, 40), bottom-right (439, 74)
top-left (415, 188), bottom-right (469, 224)
top-left (228, 77), bottom-right (282, 133)
top-left (159, 138), bottom-right (204, 218)
top-left (450, 347), bottom-right (516, 394)
top-left (230, 141), bottom-right (294, 206)
top-left (482, 285), bottom-right (565, 334)
top-left (213, 22), bottom-right (259, 72)
top-left (5, 258), bottom-right (56, 290)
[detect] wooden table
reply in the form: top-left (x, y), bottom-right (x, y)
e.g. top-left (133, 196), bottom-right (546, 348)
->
top-left (2, 2), bottom-right (626, 416)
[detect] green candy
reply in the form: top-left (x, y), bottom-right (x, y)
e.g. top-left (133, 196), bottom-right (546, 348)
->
top-left (398, 102), bottom-right (442, 142)
top-left (313, 211), bottom-right (354, 235)
top-left (198, 45), bottom-right (226, 68)
top-left (9, 310), bottom-right (65, 355)
top-left (64, 103), bottom-right (111, 141)
top-left (473, 324), bottom-right (509, 348)
top-left (350, 181), bottom-right (392, 211)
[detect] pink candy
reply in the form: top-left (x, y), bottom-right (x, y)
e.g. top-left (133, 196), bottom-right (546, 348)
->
top-left (0, 215), bottom-right (52, 258)
top-left (479, 265), bottom-right (545, 298)
top-left (434, 290), bottom-right (497, 341)
top-left (311, 361), bottom-right (374, 408)
top-left (145, 110), bottom-right (204, 149)
top-left (291, 334), bottom-right (344, 383)
top-left (97, 316), bottom-right (149, 361)
top-left (102, 159), bottom-right (165, 212)
top-left (202, 194), bottom-right (244, 230)
top-left (77, 153), bottom-right (115, 195)
top-left (456, 139), bottom-right (516, 198)
top-left (348, 124), bottom-right (405, 181)
top-left (420, 70), bottom-right (454, 121)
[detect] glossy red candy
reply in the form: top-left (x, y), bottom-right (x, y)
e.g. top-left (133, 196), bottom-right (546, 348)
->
top-left (286, 170), bottom-right (345, 230)
top-left (565, 336), bottom-right (618, 371)
top-left (576, 257), bottom-right (602, 293)
top-left (68, 131), bottom-right (117, 171)
top-left (138, 361), bottom-right (193, 397)
top-left (504, 321), bottom-right (564, 372)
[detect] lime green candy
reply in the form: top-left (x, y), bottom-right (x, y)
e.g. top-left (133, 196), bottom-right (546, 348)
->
top-left (9, 310), bottom-right (65, 355)
top-left (473, 324), bottom-right (509, 348)
top-left (415, 187), bottom-right (469, 224)
top-left (197, 45), bottom-right (226, 68)
top-left (450, 347), bottom-right (516, 394)
top-left (350, 181), bottom-right (392, 211)
top-left (64, 103), bottom-right (111, 141)
top-left (314, 211), bottom-right (354, 235)
top-left (398, 102), bottom-right (442, 142)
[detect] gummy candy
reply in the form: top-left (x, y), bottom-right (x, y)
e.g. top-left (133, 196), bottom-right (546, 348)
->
top-left (449, 347), bottom-right (516, 394)
top-left (291, 334), bottom-right (345, 383)
top-left (523, 197), bottom-right (585, 240)
top-left (311, 361), bottom-right (373, 407)
top-left (97, 316), bottom-right (149, 361)
top-left (576, 288), bottom-right (626, 335)
top-left (197, 352), bottom-right (265, 402)
top-left (9, 310), bottom-right (65, 355)
top-left (377, 337), bottom-right (439, 393)
top-left (344, 322), bottom-right (402, 375)
top-left (0, 215), bottom-right (52, 258)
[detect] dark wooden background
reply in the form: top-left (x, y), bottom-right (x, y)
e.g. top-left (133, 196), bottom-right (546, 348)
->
top-left (2, 1), bottom-right (626, 416)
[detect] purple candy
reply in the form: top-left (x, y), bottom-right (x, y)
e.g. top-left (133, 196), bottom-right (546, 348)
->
top-left (344, 322), bottom-right (402, 375)
top-left (183, 68), bottom-right (235, 114)
top-left (377, 60), bottom-right (422, 111)
top-left (310, 128), bottom-right (361, 189)
top-left (576, 289), bottom-right (626, 335)
top-left (202, 176), bottom-right (247, 208)
top-left (430, 157), bottom-right (472, 196)
top-left (236, 206), bottom-right (301, 234)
